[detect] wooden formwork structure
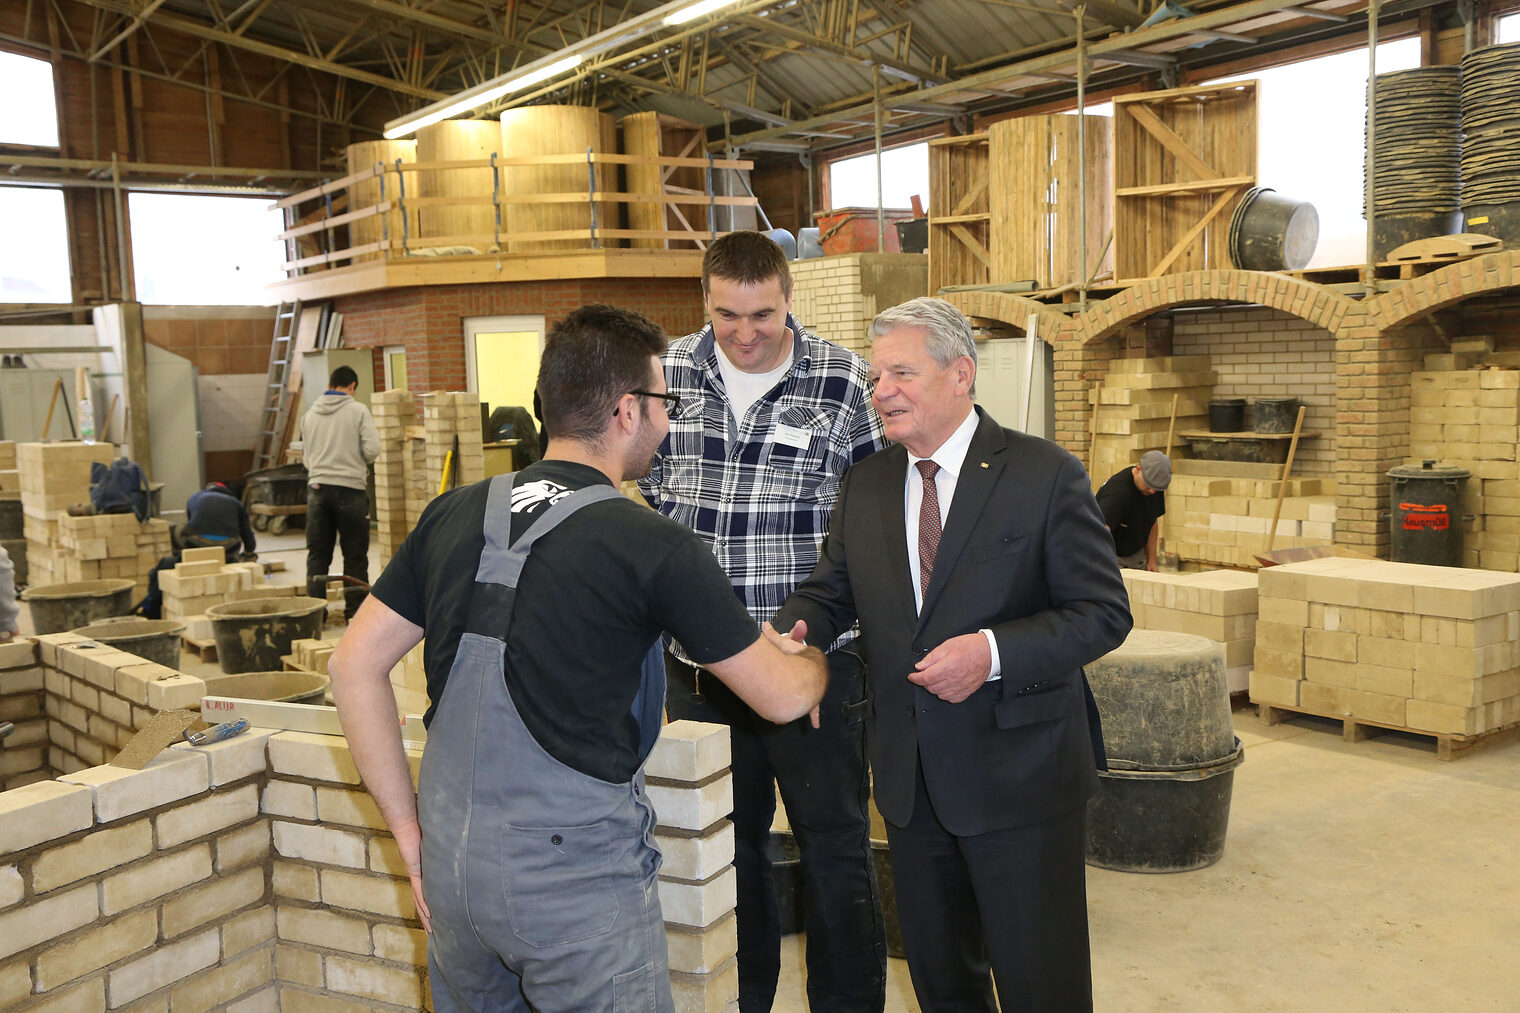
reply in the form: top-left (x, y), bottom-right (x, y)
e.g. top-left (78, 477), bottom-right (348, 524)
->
top-left (927, 133), bottom-right (991, 295)
top-left (619, 111), bottom-right (710, 250)
top-left (988, 114), bottom-right (1114, 291)
top-left (1112, 81), bottom-right (1259, 280)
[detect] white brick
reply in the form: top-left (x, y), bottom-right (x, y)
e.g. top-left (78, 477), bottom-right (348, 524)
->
top-left (107, 927), bottom-right (218, 1007)
top-left (666, 910), bottom-right (738, 974)
top-left (227, 987), bottom-right (279, 1013)
top-left (59, 749), bottom-right (209, 823)
top-left (373, 923), bottom-right (427, 965)
top-left (646, 721), bottom-right (731, 782)
top-left (0, 883), bottom-right (99, 961)
top-left (161, 865), bottom-right (265, 938)
top-left (275, 906), bottom-right (372, 955)
top-left (648, 773), bottom-right (733, 832)
top-left (222, 905), bottom-right (277, 959)
top-left (217, 821), bottom-right (271, 873)
top-left (156, 784), bottom-right (260, 849)
top-left (320, 869), bottom-right (414, 920)
top-left (34, 909), bottom-right (157, 992)
top-left (0, 780), bottom-right (93, 855)
top-left (102, 844), bottom-right (213, 915)
top-left (0, 865), bottom-right (21, 908)
top-left (147, 673), bottom-right (207, 711)
top-left (325, 955), bottom-right (424, 1008)
top-left (656, 821), bottom-right (735, 882)
top-left (261, 781), bottom-right (317, 820)
top-left (169, 728), bottom-right (274, 786)
top-left (314, 786), bottom-right (384, 829)
top-left (271, 820), bottom-right (366, 868)
top-left (0, 961), bottom-right (30, 1009)
top-left (267, 731), bottom-right (360, 785)
top-left (32, 820), bottom-right (153, 893)
top-left (659, 865), bottom-right (737, 929)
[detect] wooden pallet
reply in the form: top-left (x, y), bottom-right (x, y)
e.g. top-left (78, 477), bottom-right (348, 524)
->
top-left (1256, 701), bottom-right (1520, 761)
top-left (181, 635), bottom-right (218, 663)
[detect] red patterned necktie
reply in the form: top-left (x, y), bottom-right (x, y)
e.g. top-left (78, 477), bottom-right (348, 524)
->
top-left (916, 460), bottom-right (941, 599)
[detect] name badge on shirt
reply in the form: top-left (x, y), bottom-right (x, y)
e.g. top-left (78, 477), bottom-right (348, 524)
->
top-left (773, 424), bottom-right (812, 449)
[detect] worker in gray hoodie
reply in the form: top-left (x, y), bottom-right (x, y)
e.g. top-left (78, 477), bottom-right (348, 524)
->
top-left (301, 365), bottom-right (380, 620)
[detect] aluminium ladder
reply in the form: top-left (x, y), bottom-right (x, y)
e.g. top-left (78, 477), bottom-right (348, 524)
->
top-left (251, 300), bottom-right (301, 472)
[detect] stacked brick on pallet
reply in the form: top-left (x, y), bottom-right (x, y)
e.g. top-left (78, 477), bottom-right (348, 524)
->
top-left (648, 721), bottom-right (741, 1013)
top-left (1164, 461), bottom-right (1337, 569)
top-left (422, 391), bottom-right (485, 494)
top-left (285, 638), bottom-right (333, 675)
top-left (1, 441), bottom-right (24, 587)
top-left (1250, 557), bottom-right (1520, 737)
top-left (1088, 356), bottom-right (1213, 489)
top-left (1408, 364), bottom-right (1520, 571)
top-left (160, 548), bottom-right (263, 621)
top-left (789, 253), bottom-right (929, 354)
top-left (15, 441), bottom-right (116, 587)
top-left (1122, 569), bottom-right (1259, 692)
top-left (370, 389), bottom-right (416, 568)
top-left (55, 512), bottom-right (172, 598)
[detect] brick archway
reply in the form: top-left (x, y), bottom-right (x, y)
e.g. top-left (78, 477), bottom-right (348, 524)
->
top-left (1366, 251), bottom-right (1520, 332)
top-left (1073, 270), bottom-right (1354, 345)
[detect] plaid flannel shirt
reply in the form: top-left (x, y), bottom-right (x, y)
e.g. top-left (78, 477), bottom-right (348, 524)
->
top-left (638, 316), bottom-right (887, 660)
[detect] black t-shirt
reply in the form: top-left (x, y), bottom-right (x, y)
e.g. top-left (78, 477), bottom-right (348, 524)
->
top-left (1094, 467), bottom-right (1166, 557)
top-left (371, 460), bottom-right (759, 783)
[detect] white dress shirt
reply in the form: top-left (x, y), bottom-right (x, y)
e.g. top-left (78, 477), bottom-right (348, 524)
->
top-left (903, 409), bottom-right (1002, 680)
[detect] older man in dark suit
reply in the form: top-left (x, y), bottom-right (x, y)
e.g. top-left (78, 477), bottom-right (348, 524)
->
top-left (775, 297), bottom-right (1132, 1013)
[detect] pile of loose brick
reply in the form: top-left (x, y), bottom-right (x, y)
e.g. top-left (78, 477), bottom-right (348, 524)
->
top-left (1, 441), bottom-right (25, 582)
top-left (1122, 568), bottom-right (1259, 692)
top-left (1164, 461), bottom-right (1336, 569)
top-left (1250, 556), bottom-right (1520, 738)
top-left (158, 547), bottom-right (264, 621)
top-left (286, 638), bottom-right (334, 675)
top-left (16, 441), bottom-right (116, 588)
top-left (1407, 359), bottom-right (1520, 572)
top-left (1089, 355), bottom-right (1213, 489)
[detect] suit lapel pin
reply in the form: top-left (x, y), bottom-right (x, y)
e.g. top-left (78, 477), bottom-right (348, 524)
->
top-left (980, 461), bottom-right (989, 468)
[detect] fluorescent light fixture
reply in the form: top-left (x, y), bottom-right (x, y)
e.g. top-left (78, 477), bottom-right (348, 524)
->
top-left (382, 0), bottom-right (748, 139)
top-left (383, 54), bottom-right (584, 138)
top-left (665, 0), bottom-right (741, 25)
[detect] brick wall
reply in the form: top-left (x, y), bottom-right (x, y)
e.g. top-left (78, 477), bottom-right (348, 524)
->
top-left (336, 278), bottom-right (708, 402)
top-left (790, 253), bottom-right (928, 353)
top-left (1171, 308), bottom-right (1338, 481)
top-left (1, 638), bottom-right (743, 1012)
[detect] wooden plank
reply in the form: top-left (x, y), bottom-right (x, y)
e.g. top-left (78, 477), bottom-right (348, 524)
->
top-left (949, 224), bottom-right (993, 269)
top-left (276, 165), bottom-right (384, 209)
top-left (1116, 175), bottom-right (1255, 197)
top-left (929, 134), bottom-right (991, 293)
top-left (282, 241), bottom-right (388, 271)
top-left (201, 696), bottom-right (429, 744)
top-left (278, 203), bottom-right (386, 240)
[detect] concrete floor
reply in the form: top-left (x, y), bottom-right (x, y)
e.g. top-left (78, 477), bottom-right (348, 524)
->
top-left (774, 709), bottom-right (1520, 1012)
top-left (23, 539), bottom-right (1520, 1012)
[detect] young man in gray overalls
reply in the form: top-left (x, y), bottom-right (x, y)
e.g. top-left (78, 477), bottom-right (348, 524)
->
top-left (330, 305), bottom-right (829, 1013)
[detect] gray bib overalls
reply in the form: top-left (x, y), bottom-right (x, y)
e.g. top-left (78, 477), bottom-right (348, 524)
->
top-left (419, 474), bottom-right (674, 1012)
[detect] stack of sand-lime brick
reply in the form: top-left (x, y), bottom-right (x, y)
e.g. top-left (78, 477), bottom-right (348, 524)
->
top-left (1407, 363), bottom-right (1520, 571)
top-left (1164, 462), bottom-right (1336, 569)
top-left (789, 253), bottom-right (929, 354)
top-left (370, 390), bottom-right (415, 567)
top-left (54, 511), bottom-right (173, 599)
top-left (1122, 568), bottom-right (1259, 692)
top-left (1250, 557), bottom-right (1520, 737)
top-left (1088, 356), bottom-right (1212, 491)
top-left (421, 390), bottom-right (484, 491)
top-left (16, 441), bottom-right (116, 588)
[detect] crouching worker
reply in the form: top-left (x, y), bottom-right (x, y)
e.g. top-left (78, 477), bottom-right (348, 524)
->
top-left (136, 482), bottom-right (256, 619)
top-left (330, 304), bottom-right (829, 1013)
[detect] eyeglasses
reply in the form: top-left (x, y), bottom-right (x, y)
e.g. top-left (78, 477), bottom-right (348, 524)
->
top-left (629, 390), bottom-right (682, 416)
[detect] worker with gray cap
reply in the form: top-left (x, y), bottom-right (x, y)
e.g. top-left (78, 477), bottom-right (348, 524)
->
top-left (1094, 450), bottom-right (1171, 570)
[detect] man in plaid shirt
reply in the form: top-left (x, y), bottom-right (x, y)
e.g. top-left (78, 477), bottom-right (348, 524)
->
top-left (640, 231), bottom-right (888, 1012)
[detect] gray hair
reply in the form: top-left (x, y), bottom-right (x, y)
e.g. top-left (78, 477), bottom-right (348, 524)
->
top-left (868, 297), bottom-right (977, 395)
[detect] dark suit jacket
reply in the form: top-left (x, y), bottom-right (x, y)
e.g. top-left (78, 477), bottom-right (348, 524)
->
top-left (775, 408), bottom-right (1132, 837)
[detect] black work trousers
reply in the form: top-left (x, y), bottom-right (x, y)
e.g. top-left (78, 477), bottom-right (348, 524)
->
top-left (305, 484), bottom-right (370, 619)
top-left (665, 647), bottom-right (886, 1013)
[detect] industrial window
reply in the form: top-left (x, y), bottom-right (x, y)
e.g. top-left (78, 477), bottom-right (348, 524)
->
top-left (0, 187), bottom-right (72, 303)
top-left (828, 142), bottom-right (931, 211)
top-left (127, 193), bottom-right (286, 305)
top-left (0, 50), bottom-right (60, 148)
top-left (1498, 12), bottom-right (1520, 42)
top-left (1204, 38), bottom-right (1422, 268)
